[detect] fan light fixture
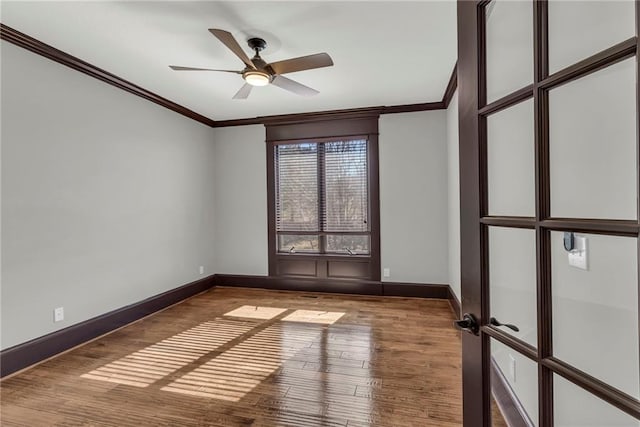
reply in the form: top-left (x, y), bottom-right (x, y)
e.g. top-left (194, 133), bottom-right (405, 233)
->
top-left (244, 70), bottom-right (270, 86)
top-left (169, 30), bottom-right (334, 99)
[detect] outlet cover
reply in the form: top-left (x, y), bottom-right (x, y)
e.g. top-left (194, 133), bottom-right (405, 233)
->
top-left (54, 307), bottom-right (64, 322)
top-left (199, 266), bottom-right (204, 275)
top-left (383, 268), bottom-right (390, 277)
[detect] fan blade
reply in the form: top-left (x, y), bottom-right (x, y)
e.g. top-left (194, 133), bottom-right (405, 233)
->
top-left (268, 53), bottom-right (333, 75)
top-left (271, 75), bottom-right (319, 97)
top-left (232, 83), bottom-right (253, 100)
top-left (209, 29), bottom-right (256, 70)
top-left (169, 66), bottom-right (241, 73)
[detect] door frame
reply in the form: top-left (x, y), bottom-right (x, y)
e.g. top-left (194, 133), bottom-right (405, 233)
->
top-left (457, 0), bottom-right (640, 425)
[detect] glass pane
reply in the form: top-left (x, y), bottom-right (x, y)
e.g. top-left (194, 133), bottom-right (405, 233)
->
top-left (554, 374), bottom-right (640, 427)
top-left (323, 140), bottom-right (368, 232)
top-left (277, 234), bottom-right (319, 253)
top-left (491, 339), bottom-right (539, 426)
top-left (548, 0), bottom-right (636, 74)
top-left (489, 227), bottom-right (537, 347)
top-left (549, 58), bottom-right (637, 220)
top-left (485, 0), bottom-right (533, 103)
top-left (275, 143), bottom-right (319, 231)
top-left (325, 235), bottom-right (370, 255)
top-left (487, 99), bottom-right (535, 216)
top-left (551, 231), bottom-right (639, 398)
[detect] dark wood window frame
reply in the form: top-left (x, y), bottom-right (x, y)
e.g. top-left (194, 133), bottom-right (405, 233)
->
top-left (458, 0), bottom-right (640, 424)
top-left (266, 116), bottom-right (381, 282)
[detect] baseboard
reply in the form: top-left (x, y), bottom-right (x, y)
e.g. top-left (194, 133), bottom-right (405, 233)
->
top-left (1, 273), bottom-right (454, 378)
top-left (381, 281), bottom-right (450, 298)
top-left (0, 275), bottom-right (216, 378)
top-left (213, 274), bottom-right (382, 295)
top-left (448, 287), bottom-right (461, 318)
top-left (491, 358), bottom-right (535, 427)
top-left (214, 274), bottom-right (450, 299)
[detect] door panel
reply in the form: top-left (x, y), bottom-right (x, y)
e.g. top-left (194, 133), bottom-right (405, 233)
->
top-left (489, 227), bottom-right (538, 347)
top-left (487, 99), bottom-right (536, 217)
top-left (549, 58), bottom-right (637, 220)
top-left (485, 0), bottom-right (534, 103)
top-left (551, 232), bottom-right (639, 399)
top-left (457, 0), bottom-right (640, 425)
top-left (548, 0), bottom-right (635, 74)
top-left (554, 375), bottom-right (640, 427)
top-left (491, 338), bottom-right (539, 426)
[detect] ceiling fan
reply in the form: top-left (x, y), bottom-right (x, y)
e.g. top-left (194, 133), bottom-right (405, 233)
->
top-left (169, 29), bottom-right (334, 99)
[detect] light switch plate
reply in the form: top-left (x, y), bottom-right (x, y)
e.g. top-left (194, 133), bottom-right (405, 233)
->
top-left (568, 235), bottom-right (588, 270)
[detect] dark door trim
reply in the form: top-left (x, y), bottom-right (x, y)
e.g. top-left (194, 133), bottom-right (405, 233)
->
top-left (457, 2), bottom-right (491, 425)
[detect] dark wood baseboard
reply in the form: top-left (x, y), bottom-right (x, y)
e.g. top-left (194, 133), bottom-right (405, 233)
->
top-left (382, 281), bottom-right (450, 298)
top-left (0, 275), bottom-right (216, 378)
top-left (213, 274), bottom-right (382, 295)
top-left (491, 358), bottom-right (535, 427)
top-left (448, 287), bottom-right (461, 318)
top-left (214, 274), bottom-right (450, 299)
top-left (1, 274), bottom-right (454, 378)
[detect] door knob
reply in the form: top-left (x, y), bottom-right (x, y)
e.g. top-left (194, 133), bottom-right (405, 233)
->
top-left (454, 313), bottom-right (479, 335)
top-left (490, 317), bottom-right (520, 332)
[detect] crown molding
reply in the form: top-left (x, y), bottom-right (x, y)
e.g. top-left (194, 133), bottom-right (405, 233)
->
top-left (1, 23), bottom-right (456, 128)
top-left (443, 62), bottom-right (457, 108)
top-left (0, 23), bottom-right (216, 127)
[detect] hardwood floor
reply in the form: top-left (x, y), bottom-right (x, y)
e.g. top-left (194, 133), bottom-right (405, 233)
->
top-left (1, 286), bottom-right (481, 426)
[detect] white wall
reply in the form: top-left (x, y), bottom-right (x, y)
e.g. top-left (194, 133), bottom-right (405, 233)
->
top-left (210, 111), bottom-right (450, 285)
top-left (445, 91), bottom-right (461, 302)
top-left (379, 111), bottom-right (449, 284)
top-left (1, 42), bottom-right (217, 350)
top-left (212, 126), bottom-right (268, 276)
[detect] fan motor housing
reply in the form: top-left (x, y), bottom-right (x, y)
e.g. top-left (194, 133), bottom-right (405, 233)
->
top-left (247, 37), bottom-right (267, 52)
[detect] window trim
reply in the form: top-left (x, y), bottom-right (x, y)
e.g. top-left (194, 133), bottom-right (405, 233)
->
top-left (266, 116), bottom-right (380, 281)
top-left (275, 137), bottom-right (371, 255)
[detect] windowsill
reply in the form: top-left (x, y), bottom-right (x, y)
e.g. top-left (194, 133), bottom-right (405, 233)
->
top-left (275, 252), bottom-right (371, 259)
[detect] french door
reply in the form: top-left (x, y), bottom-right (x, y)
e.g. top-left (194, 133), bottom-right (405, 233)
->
top-left (457, 1), bottom-right (640, 425)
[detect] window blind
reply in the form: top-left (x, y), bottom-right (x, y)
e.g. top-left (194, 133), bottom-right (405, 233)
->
top-left (274, 138), bottom-right (370, 254)
top-left (275, 143), bottom-right (319, 232)
top-left (322, 140), bottom-right (368, 232)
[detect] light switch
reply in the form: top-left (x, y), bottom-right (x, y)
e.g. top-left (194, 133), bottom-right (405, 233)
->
top-left (568, 235), bottom-right (588, 270)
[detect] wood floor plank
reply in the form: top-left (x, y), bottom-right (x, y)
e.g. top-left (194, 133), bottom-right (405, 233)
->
top-left (0, 287), bottom-right (474, 426)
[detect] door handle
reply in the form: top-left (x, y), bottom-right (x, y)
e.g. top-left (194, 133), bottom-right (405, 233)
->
top-left (490, 317), bottom-right (520, 332)
top-left (454, 313), bottom-right (479, 335)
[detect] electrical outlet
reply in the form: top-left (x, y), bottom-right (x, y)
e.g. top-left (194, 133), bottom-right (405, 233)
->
top-left (54, 307), bottom-right (64, 323)
top-left (383, 268), bottom-right (390, 278)
top-left (199, 266), bottom-right (204, 275)
top-left (509, 354), bottom-right (516, 383)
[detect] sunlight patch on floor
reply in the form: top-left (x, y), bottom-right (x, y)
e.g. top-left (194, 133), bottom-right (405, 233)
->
top-left (282, 309), bottom-right (345, 325)
top-left (162, 323), bottom-right (321, 401)
top-left (81, 319), bottom-right (255, 387)
top-left (223, 305), bottom-right (287, 320)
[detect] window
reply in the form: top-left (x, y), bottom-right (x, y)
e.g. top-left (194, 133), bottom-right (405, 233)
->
top-left (266, 116), bottom-right (380, 281)
top-left (275, 139), bottom-right (370, 255)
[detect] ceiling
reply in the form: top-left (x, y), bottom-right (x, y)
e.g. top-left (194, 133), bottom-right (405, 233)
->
top-left (1, 1), bottom-right (457, 122)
